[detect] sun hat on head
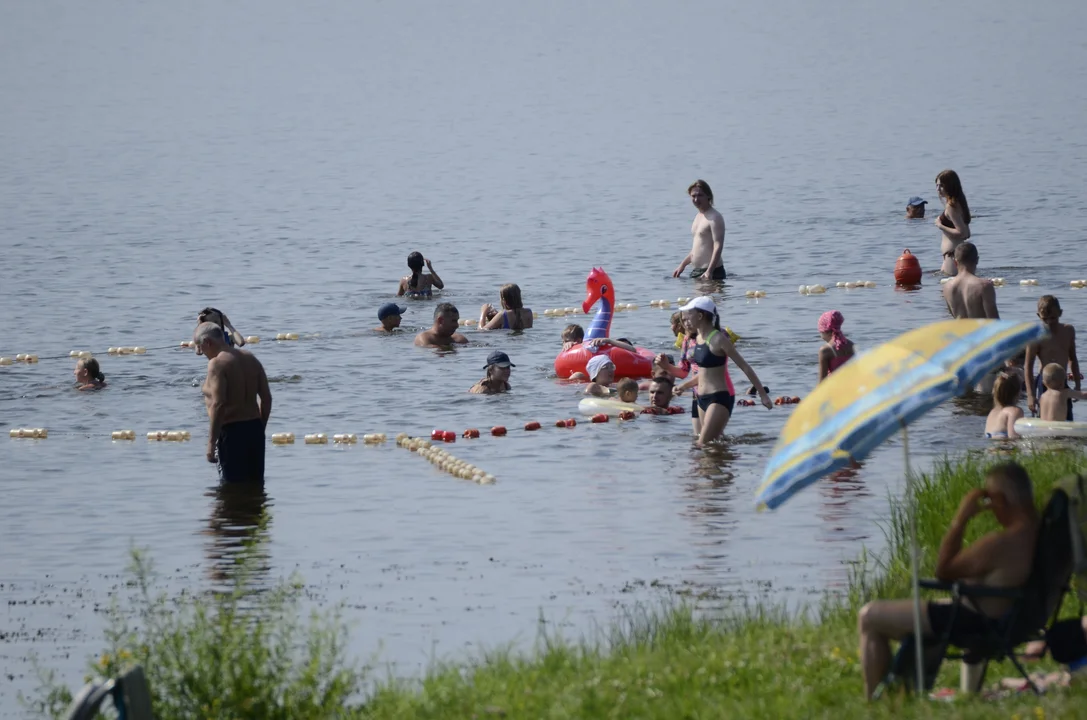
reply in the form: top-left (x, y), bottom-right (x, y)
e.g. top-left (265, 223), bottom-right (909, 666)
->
top-left (586, 354), bottom-right (615, 381)
top-left (484, 350), bottom-right (515, 369)
top-left (907, 196), bottom-right (927, 207)
top-left (378, 303), bottom-right (407, 320)
top-left (679, 296), bottom-right (717, 315)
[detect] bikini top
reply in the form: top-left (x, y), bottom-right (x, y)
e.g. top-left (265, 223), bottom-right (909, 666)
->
top-left (691, 330), bottom-right (727, 368)
top-left (500, 309), bottom-right (531, 329)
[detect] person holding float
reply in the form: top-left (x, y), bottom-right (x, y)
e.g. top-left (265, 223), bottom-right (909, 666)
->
top-left (398, 251), bottom-right (445, 298)
top-left (554, 267), bottom-right (656, 380)
top-left (479, 283), bottom-right (533, 330)
top-left (675, 296), bottom-right (772, 446)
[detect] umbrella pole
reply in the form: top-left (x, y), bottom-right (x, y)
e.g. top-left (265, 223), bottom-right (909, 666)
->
top-left (903, 424), bottom-right (925, 696)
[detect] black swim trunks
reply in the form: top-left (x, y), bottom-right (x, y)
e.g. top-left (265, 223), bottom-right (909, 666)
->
top-left (927, 601), bottom-right (997, 643)
top-left (690, 266), bottom-right (727, 280)
top-left (217, 418), bottom-right (265, 483)
top-left (696, 390), bottom-right (735, 415)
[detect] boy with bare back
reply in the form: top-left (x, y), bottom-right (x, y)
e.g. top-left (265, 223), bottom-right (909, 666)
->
top-left (1038, 364), bottom-right (1087, 422)
top-left (1027, 295), bottom-right (1081, 419)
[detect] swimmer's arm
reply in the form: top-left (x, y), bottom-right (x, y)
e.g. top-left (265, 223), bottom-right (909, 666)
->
top-left (1069, 327), bottom-right (1080, 391)
top-left (481, 307), bottom-right (505, 330)
top-left (425, 259), bottom-right (444, 290)
top-left (941, 284), bottom-right (955, 318)
top-left (672, 252), bottom-right (692, 278)
top-left (453, 332), bottom-right (469, 344)
top-left (1025, 344), bottom-right (1038, 408)
top-left (720, 336), bottom-right (771, 407)
top-left (936, 205), bottom-right (970, 241)
top-left (205, 363), bottom-right (227, 454)
top-left (257, 363), bottom-right (272, 430)
top-left (676, 374), bottom-right (698, 393)
top-left (469, 381), bottom-right (485, 395)
top-left (397, 278), bottom-right (407, 296)
top-left (1006, 407), bottom-right (1023, 440)
top-left (707, 213), bottom-right (725, 271)
top-left (590, 338), bottom-right (635, 352)
top-left (817, 346), bottom-right (831, 382)
top-left (981, 283), bottom-right (999, 319)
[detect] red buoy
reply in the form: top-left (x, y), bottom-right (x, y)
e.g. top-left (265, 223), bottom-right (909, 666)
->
top-left (591, 413), bottom-right (609, 423)
top-left (524, 421), bottom-right (541, 431)
top-left (618, 410), bottom-right (636, 420)
top-left (462, 428), bottom-right (480, 439)
top-left (491, 426), bottom-right (507, 436)
top-left (894, 249), bottom-right (922, 286)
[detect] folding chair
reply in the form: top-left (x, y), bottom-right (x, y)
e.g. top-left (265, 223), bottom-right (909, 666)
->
top-left (883, 488), bottom-right (1074, 695)
top-left (63, 665), bottom-right (153, 720)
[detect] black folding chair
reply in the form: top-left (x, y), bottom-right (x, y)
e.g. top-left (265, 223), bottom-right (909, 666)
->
top-left (882, 488), bottom-right (1074, 695)
top-left (63, 665), bottom-right (153, 720)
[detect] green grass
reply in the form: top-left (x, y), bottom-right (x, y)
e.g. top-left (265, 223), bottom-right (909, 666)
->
top-left (27, 450), bottom-right (1087, 719)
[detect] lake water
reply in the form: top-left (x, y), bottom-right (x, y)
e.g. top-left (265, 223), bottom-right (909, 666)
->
top-left (3, 0), bottom-right (1087, 709)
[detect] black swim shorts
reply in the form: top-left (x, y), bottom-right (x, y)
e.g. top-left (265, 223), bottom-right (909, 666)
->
top-left (217, 418), bottom-right (266, 484)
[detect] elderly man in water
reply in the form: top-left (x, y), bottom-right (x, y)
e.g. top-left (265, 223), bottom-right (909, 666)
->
top-left (193, 322), bottom-right (272, 484)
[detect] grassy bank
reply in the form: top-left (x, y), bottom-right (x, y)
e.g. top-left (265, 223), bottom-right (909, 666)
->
top-left (28, 449), bottom-right (1087, 719)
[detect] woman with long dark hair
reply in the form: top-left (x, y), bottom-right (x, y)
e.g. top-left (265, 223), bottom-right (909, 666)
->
top-left (935, 169), bottom-right (972, 276)
top-left (397, 251), bottom-right (445, 297)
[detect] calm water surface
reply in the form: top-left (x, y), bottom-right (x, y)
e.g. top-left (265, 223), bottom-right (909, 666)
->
top-left (3, 0), bottom-right (1087, 708)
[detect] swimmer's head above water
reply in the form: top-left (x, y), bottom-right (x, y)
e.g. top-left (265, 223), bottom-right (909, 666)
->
top-left (74, 357), bottom-right (106, 387)
top-left (378, 302), bottom-right (406, 331)
top-left (432, 302), bottom-right (460, 335)
top-left (197, 307), bottom-right (244, 348)
top-left (407, 251), bottom-right (425, 290)
top-left (906, 196), bottom-right (927, 219)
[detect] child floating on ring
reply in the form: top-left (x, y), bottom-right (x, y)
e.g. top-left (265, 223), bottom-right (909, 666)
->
top-left (616, 378), bottom-right (639, 404)
top-left (584, 355), bottom-right (615, 397)
top-left (74, 357), bottom-right (107, 391)
top-left (398, 251), bottom-right (445, 298)
top-left (817, 310), bottom-right (854, 382)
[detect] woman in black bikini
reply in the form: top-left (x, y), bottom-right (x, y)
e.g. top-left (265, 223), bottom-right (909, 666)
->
top-left (675, 296), bottom-right (772, 446)
top-left (935, 169), bottom-right (972, 276)
top-left (397, 252), bottom-right (445, 298)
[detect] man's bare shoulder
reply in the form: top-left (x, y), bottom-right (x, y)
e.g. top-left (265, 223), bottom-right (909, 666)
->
top-left (413, 332), bottom-right (431, 347)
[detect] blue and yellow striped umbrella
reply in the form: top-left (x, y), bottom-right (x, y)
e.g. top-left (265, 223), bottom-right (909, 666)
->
top-left (755, 319), bottom-right (1047, 511)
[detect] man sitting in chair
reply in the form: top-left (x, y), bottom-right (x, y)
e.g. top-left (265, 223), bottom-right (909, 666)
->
top-left (858, 462), bottom-right (1039, 699)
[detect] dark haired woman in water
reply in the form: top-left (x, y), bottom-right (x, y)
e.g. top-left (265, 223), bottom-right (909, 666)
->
top-left (935, 169), bottom-right (972, 276)
top-left (74, 357), bottom-right (107, 390)
top-left (397, 252), bottom-right (445, 298)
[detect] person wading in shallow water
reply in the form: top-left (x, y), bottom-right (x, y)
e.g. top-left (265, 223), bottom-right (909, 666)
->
top-left (194, 322), bottom-right (272, 484)
top-left (673, 179), bottom-right (727, 281)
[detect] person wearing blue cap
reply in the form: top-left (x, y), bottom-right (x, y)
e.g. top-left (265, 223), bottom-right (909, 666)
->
top-left (470, 351), bottom-right (514, 394)
top-left (906, 196), bottom-right (927, 219)
top-left (376, 303), bottom-right (407, 332)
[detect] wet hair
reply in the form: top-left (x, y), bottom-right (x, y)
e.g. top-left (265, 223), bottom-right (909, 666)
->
top-left (433, 302), bottom-right (458, 320)
top-left (78, 357), bottom-right (105, 383)
top-left (1038, 295), bottom-right (1062, 316)
top-left (935, 169), bottom-right (971, 224)
top-left (617, 378), bottom-right (639, 399)
top-left (687, 179), bottom-right (714, 205)
top-left (1042, 363), bottom-right (1067, 390)
top-left (986, 461), bottom-right (1033, 509)
top-left (499, 283), bottom-right (525, 330)
top-left (954, 241), bottom-right (979, 267)
top-left (650, 374), bottom-right (674, 388)
top-left (562, 324), bottom-right (584, 343)
top-left (992, 372), bottom-right (1020, 408)
top-left (407, 252), bottom-right (425, 290)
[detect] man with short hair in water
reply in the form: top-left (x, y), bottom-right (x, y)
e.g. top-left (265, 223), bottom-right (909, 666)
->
top-left (672, 180), bottom-right (726, 280)
top-left (857, 461), bottom-right (1038, 700)
top-left (645, 375), bottom-right (675, 414)
top-left (194, 322), bottom-right (272, 483)
top-left (942, 242), bottom-right (998, 320)
top-left (414, 303), bottom-right (468, 348)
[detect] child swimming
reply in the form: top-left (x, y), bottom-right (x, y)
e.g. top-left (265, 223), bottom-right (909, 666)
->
top-left (1038, 363), bottom-right (1087, 422)
top-left (984, 373), bottom-right (1023, 439)
top-left (584, 355), bottom-right (615, 397)
top-left (479, 283), bottom-right (533, 330)
top-left (398, 252), bottom-right (445, 298)
top-left (74, 357), bottom-right (107, 391)
top-left (616, 378), bottom-right (639, 404)
top-left (817, 310), bottom-right (854, 382)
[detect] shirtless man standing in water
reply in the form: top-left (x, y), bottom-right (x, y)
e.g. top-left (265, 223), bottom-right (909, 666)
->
top-left (673, 179), bottom-right (726, 280)
top-left (942, 242), bottom-right (998, 320)
top-left (194, 322), bottom-right (272, 483)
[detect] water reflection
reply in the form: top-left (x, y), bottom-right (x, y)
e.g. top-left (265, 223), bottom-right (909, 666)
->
top-left (818, 462), bottom-right (872, 541)
top-left (202, 483), bottom-right (272, 588)
top-left (950, 391), bottom-right (992, 418)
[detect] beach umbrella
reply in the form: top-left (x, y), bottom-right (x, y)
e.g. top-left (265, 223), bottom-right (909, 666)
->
top-left (754, 319), bottom-right (1048, 693)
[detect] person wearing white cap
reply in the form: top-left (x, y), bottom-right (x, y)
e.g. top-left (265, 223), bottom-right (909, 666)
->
top-left (675, 296), bottom-right (772, 445)
top-left (584, 354), bottom-right (616, 397)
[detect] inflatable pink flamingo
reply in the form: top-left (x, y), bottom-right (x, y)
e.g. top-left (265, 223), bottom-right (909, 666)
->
top-left (553, 268), bottom-right (656, 380)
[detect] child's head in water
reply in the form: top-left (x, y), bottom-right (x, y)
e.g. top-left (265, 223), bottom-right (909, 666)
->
top-left (992, 372), bottom-right (1020, 408)
top-left (586, 355), bottom-right (615, 385)
top-left (562, 324), bottom-right (584, 344)
top-left (1042, 363), bottom-right (1068, 391)
top-left (74, 357), bottom-right (106, 388)
top-left (617, 378), bottom-right (639, 404)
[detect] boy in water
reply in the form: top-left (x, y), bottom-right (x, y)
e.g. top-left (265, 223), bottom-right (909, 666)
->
top-left (584, 355), bottom-right (615, 397)
top-left (375, 303), bottom-right (406, 332)
top-left (414, 303), bottom-right (468, 348)
top-left (1038, 364), bottom-right (1087, 422)
top-left (562, 324), bottom-right (584, 351)
top-left (1026, 295), bottom-right (1080, 418)
top-left (617, 378), bottom-right (640, 404)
